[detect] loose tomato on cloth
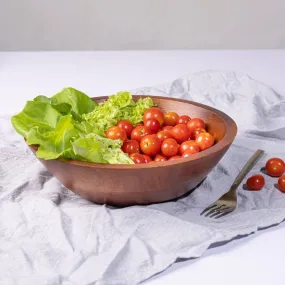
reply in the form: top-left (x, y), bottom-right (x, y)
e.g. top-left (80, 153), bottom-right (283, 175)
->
top-left (265, 158), bottom-right (285, 177)
top-left (246, 174), bottom-right (265, 191)
top-left (278, 175), bottom-right (285, 192)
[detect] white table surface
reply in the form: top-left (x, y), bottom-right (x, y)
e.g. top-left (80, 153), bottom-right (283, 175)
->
top-left (1, 50), bottom-right (285, 285)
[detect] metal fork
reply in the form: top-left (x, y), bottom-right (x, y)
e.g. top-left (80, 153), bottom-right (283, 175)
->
top-left (200, 149), bottom-right (265, 219)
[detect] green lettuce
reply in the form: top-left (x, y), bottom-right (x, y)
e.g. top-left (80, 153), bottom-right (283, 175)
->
top-left (26, 114), bottom-right (78, 160)
top-left (11, 87), bottom-right (96, 137)
top-left (52, 87), bottom-right (97, 115)
top-left (11, 88), bottom-right (153, 164)
top-left (25, 116), bottom-right (132, 164)
top-left (11, 101), bottom-right (62, 138)
top-left (72, 134), bottom-right (133, 164)
top-left (34, 95), bottom-right (72, 115)
top-left (83, 91), bottom-right (154, 136)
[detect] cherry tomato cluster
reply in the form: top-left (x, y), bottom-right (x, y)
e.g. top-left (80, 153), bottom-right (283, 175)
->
top-left (105, 107), bottom-right (215, 164)
top-left (246, 157), bottom-right (285, 193)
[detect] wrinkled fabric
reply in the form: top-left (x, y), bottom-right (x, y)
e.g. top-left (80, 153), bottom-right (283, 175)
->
top-left (1, 70), bottom-right (285, 285)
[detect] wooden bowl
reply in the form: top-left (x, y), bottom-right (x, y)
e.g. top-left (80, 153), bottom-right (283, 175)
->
top-left (28, 95), bottom-right (237, 206)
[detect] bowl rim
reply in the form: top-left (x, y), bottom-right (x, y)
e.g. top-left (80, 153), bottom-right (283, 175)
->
top-left (28, 95), bottom-right (238, 169)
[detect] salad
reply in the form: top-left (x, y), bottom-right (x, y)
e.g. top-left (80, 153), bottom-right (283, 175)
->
top-left (11, 87), bottom-right (215, 164)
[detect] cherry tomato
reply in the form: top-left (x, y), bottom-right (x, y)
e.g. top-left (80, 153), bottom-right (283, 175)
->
top-left (164, 112), bottom-right (179, 126)
top-left (177, 115), bottom-right (191, 125)
top-left (195, 132), bottom-right (215, 151)
top-left (265, 158), bottom-right (285, 177)
top-left (157, 130), bottom-right (173, 142)
top-left (154, 153), bottom-right (168, 162)
top-left (130, 153), bottom-right (146, 164)
top-left (168, 155), bottom-right (181, 160)
top-left (278, 175), bottom-right (285, 192)
top-left (179, 140), bottom-right (200, 155)
top-left (187, 118), bottom-right (206, 133)
top-left (131, 126), bottom-right (150, 143)
top-left (182, 150), bottom-right (199, 158)
top-left (142, 154), bottom-right (152, 163)
top-left (105, 126), bottom-right (127, 141)
top-left (162, 126), bottom-right (173, 132)
top-left (143, 107), bottom-right (164, 126)
top-left (135, 123), bottom-right (144, 127)
top-left (246, 174), bottom-right (265, 191)
top-left (193, 128), bottom-right (207, 139)
top-left (161, 138), bottom-right (179, 157)
top-left (116, 120), bottom-right (134, 138)
top-left (170, 124), bottom-right (191, 144)
top-left (140, 134), bottom-right (161, 157)
top-left (121, 140), bottom-right (140, 155)
top-left (144, 118), bottom-right (160, 134)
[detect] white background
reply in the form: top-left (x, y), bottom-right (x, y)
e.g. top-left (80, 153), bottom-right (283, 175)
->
top-left (1, 50), bottom-right (285, 284)
top-left (1, 0), bottom-right (285, 50)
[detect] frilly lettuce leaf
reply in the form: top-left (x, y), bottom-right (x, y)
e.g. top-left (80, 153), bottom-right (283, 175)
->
top-left (83, 91), bottom-right (154, 136)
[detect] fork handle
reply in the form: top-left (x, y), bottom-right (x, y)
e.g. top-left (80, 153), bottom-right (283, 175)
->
top-left (231, 149), bottom-right (265, 189)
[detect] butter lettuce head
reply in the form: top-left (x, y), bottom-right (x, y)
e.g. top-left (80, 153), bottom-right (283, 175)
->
top-left (11, 88), bottom-right (153, 164)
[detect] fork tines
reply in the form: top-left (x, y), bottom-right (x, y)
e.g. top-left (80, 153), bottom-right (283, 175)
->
top-left (200, 204), bottom-right (234, 219)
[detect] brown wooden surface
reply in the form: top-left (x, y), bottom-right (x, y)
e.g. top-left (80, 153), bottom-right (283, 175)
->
top-left (28, 95), bottom-right (237, 206)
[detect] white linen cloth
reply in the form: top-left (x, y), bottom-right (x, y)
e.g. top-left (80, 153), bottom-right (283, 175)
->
top-left (1, 70), bottom-right (285, 285)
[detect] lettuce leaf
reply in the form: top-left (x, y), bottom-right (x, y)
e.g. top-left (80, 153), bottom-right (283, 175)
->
top-left (11, 87), bottom-right (97, 137)
top-left (52, 87), bottom-right (97, 115)
top-left (72, 134), bottom-right (133, 164)
top-left (26, 114), bottom-right (78, 160)
top-left (11, 89), bottom-right (152, 164)
top-left (83, 91), bottom-right (154, 136)
top-left (34, 95), bottom-right (72, 115)
top-left (11, 101), bottom-right (62, 137)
